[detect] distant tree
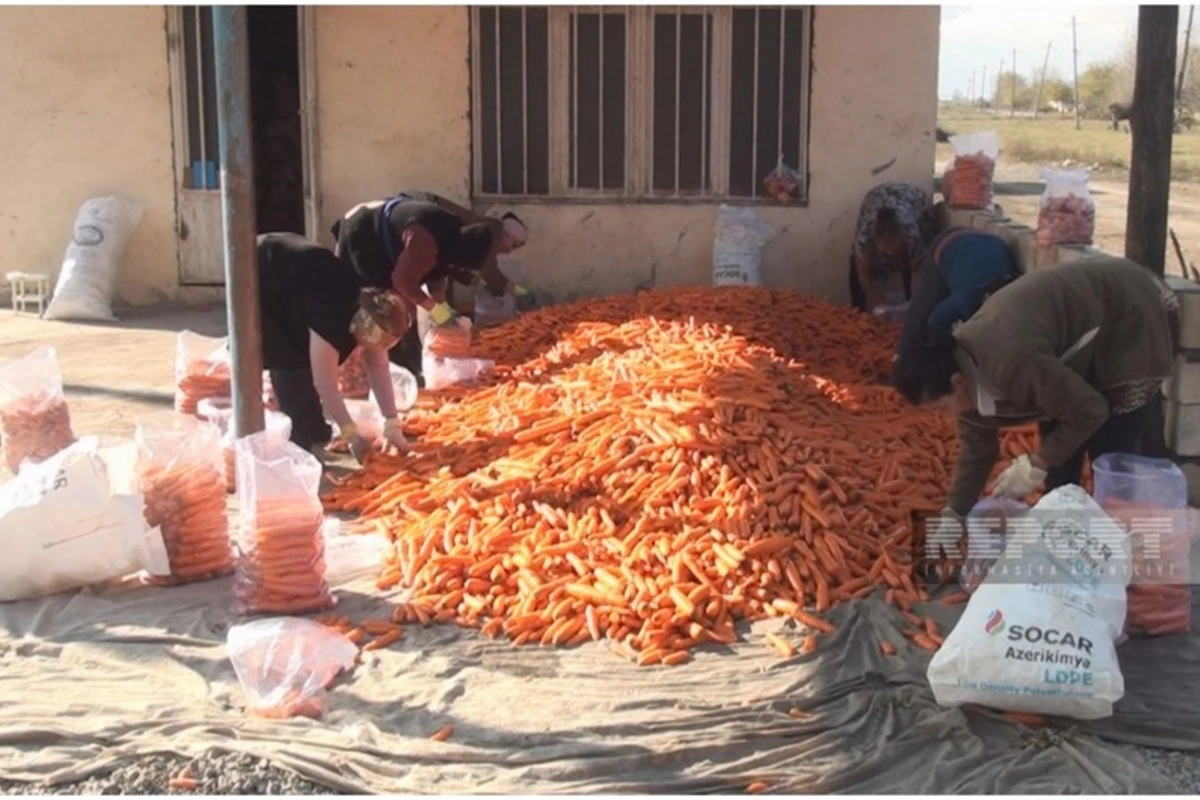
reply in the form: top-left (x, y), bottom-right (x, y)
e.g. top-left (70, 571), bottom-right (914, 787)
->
top-left (1046, 78), bottom-right (1075, 108)
top-left (992, 70), bottom-right (1033, 108)
top-left (1077, 61), bottom-right (1120, 117)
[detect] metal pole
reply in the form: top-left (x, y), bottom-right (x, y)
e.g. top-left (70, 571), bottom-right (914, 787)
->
top-left (1072, 17), bottom-right (1081, 130)
top-left (213, 5), bottom-right (264, 437)
top-left (1033, 41), bottom-right (1052, 119)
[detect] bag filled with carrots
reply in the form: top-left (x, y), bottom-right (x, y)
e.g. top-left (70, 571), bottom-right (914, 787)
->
top-left (196, 397), bottom-right (293, 493)
top-left (233, 431), bottom-right (334, 616)
top-left (422, 322), bottom-right (494, 391)
top-left (136, 411), bottom-right (233, 585)
top-left (1035, 168), bottom-right (1096, 247)
top-left (175, 331), bottom-right (232, 416)
top-left (0, 346), bottom-right (77, 474)
top-left (947, 131), bottom-right (999, 211)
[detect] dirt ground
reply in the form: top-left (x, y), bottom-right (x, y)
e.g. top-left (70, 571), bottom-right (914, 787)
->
top-left (0, 307), bottom-right (227, 459)
top-left (935, 155), bottom-right (1200, 279)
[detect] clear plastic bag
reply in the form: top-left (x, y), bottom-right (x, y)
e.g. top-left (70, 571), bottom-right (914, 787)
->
top-left (175, 331), bottom-right (231, 416)
top-left (227, 617), bottom-right (358, 719)
top-left (369, 365), bottom-right (419, 413)
top-left (1035, 168), bottom-right (1096, 247)
top-left (135, 411), bottom-right (232, 585)
top-left (233, 432), bottom-right (333, 616)
top-left (197, 398), bottom-right (293, 493)
top-left (422, 322), bottom-right (494, 392)
top-left (473, 293), bottom-right (518, 329)
top-left (337, 348), bottom-right (371, 399)
top-left (0, 346), bottom-right (77, 474)
top-left (948, 131), bottom-right (1000, 211)
top-left (763, 154), bottom-right (803, 203)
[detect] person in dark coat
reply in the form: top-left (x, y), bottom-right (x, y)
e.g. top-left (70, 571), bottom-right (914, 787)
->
top-left (849, 182), bottom-right (934, 313)
top-left (893, 257), bottom-right (1178, 524)
top-left (257, 232), bottom-right (410, 462)
top-left (331, 199), bottom-right (495, 379)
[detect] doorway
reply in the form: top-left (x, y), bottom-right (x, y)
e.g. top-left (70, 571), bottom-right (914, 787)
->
top-left (248, 5), bottom-right (305, 235)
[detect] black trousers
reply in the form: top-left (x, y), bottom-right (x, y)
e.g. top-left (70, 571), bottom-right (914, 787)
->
top-left (1039, 403), bottom-right (1151, 491)
top-left (269, 369), bottom-right (332, 451)
top-left (849, 254), bottom-right (912, 313)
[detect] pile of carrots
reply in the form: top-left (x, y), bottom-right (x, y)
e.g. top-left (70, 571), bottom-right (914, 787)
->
top-left (326, 287), bottom-right (994, 664)
top-left (425, 324), bottom-right (475, 359)
top-left (142, 460), bottom-right (234, 585)
top-left (0, 394), bottom-right (75, 473)
top-left (1101, 497), bottom-right (1192, 636)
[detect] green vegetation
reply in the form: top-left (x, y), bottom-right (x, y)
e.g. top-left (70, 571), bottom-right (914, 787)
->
top-left (936, 113), bottom-right (1200, 182)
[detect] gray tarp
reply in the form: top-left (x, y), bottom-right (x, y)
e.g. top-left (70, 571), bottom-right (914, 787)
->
top-left (0, 570), bottom-right (1197, 794)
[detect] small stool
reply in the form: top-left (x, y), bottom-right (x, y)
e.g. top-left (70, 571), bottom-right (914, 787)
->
top-left (6, 272), bottom-right (50, 317)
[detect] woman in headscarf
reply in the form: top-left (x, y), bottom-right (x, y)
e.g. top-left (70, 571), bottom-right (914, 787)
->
top-left (256, 232), bottom-right (410, 462)
top-left (849, 182), bottom-right (935, 313)
top-left (893, 256), bottom-right (1178, 526)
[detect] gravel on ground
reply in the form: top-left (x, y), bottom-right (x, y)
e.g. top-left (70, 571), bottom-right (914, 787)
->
top-left (0, 752), bottom-right (336, 795)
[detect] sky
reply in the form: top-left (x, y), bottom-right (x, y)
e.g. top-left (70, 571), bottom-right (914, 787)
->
top-left (939, 4), bottom-right (1143, 100)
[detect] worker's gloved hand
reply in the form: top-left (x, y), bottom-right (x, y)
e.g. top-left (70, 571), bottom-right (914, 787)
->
top-left (990, 454), bottom-right (1047, 500)
top-left (429, 301), bottom-right (457, 327)
top-left (513, 284), bottom-right (538, 312)
top-left (382, 417), bottom-right (409, 452)
top-left (338, 422), bottom-right (373, 464)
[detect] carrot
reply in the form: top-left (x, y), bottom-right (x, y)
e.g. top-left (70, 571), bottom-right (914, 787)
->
top-left (1002, 711), bottom-right (1048, 728)
top-left (168, 776), bottom-right (199, 791)
top-left (320, 286), bottom-right (965, 666)
top-left (430, 723), bottom-right (455, 742)
top-left (746, 781), bottom-right (770, 794)
top-left (801, 634), bottom-right (820, 655)
top-left (880, 640), bottom-right (896, 656)
top-left (0, 390), bottom-right (75, 474)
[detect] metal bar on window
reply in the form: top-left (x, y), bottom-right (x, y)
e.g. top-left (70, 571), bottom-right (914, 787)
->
top-left (194, 6), bottom-right (207, 182)
top-left (470, 9), bottom-right (484, 195)
top-left (599, 8), bottom-right (605, 189)
top-left (494, 6), bottom-right (503, 193)
top-left (571, 8), bottom-right (578, 187)
top-left (674, 7), bottom-right (681, 196)
top-left (750, 7), bottom-right (760, 196)
top-left (701, 9), bottom-right (708, 190)
top-left (521, 6), bottom-right (529, 195)
top-left (777, 6), bottom-right (785, 170)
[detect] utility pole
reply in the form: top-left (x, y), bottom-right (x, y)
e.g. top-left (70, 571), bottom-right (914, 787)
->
top-left (1178, 5), bottom-right (1195, 103)
top-left (212, 6), bottom-right (264, 437)
top-left (980, 65), bottom-right (987, 109)
top-left (1126, 4), bottom-right (1179, 278)
top-left (1010, 47), bottom-right (1018, 118)
top-left (1072, 16), bottom-right (1082, 129)
top-left (997, 57), bottom-right (1004, 108)
top-left (1033, 41), bottom-right (1053, 119)
top-left (969, 70), bottom-right (975, 106)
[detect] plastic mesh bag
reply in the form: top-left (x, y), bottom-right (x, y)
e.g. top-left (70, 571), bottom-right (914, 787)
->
top-left (1035, 168), bottom-right (1096, 247)
top-left (136, 411), bottom-right (232, 585)
top-left (0, 347), bottom-right (77, 474)
top-left (233, 432), bottom-right (334, 615)
top-left (947, 131), bottom-right (999, 211)
top-left (227, 617), bottom-right (357, 719)
top-left (175, 331), bottom-right (231, 415)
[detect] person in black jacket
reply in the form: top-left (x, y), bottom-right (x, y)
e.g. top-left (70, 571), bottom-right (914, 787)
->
top-left (256, 232), bottom-right (409, 461)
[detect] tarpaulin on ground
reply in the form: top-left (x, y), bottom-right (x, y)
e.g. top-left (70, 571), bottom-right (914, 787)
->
top-left (0, 571), bottom-right (1197, 794)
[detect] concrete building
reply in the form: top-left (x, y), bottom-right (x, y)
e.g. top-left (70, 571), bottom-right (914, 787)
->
top-left (0, 5), bottom-right (940, 308)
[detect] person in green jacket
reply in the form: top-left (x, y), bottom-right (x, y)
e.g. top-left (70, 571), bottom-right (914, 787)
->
top-left (894, 257), bottom-right (1179, 521)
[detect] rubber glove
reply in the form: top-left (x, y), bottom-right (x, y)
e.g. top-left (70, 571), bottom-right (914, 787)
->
top-left (429, 301), bottom-right (457, 326)
top-left (338, 422), bottom-right (373, 464)
top-left (382, 417), bottom-right (409, 452)
top-left (513, 284), bottom-right (538, 312)
top-left (991, 454), bottom-right (1047, 500)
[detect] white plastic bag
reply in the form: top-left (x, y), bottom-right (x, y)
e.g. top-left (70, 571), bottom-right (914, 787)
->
top-left (1035, 168), bottom-right (1096, 247)
top-left (369, 365), bottom-right (419, 413)
top-left (227, 617), bottom-right (358, 719)
top-left (233, 432), bottom-right (333, 616)
top-left (473, 293), bottom-right (518, 329)
top-left (948, 131), bottom-right (1000, 211)
top-left (44, 196), bottom-right (145, 322)
top-left (0, 346), bottom-right (77, 474)
top-left (712, 204), bottom-right (778, 287)
top-left (175, 331), bottom-right (231, 415)
top-left (422, 322), bottom-right (494, 391)
top-left (0, 437), bottom-right (169, 602)
top-left (928, 486), bottom-right (1130, 720)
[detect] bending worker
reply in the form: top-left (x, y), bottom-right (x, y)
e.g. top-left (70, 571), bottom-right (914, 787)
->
top-left (333, 189), bottom-right (534, 309)
top-left (333, 198), bottom-right (496, 377)
top-left (850, 182), bottom-right (934, 313)
top-left (892, 257), bottom-right (1179, 521)
top-left (256, 232), bottom-right (410, 462)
